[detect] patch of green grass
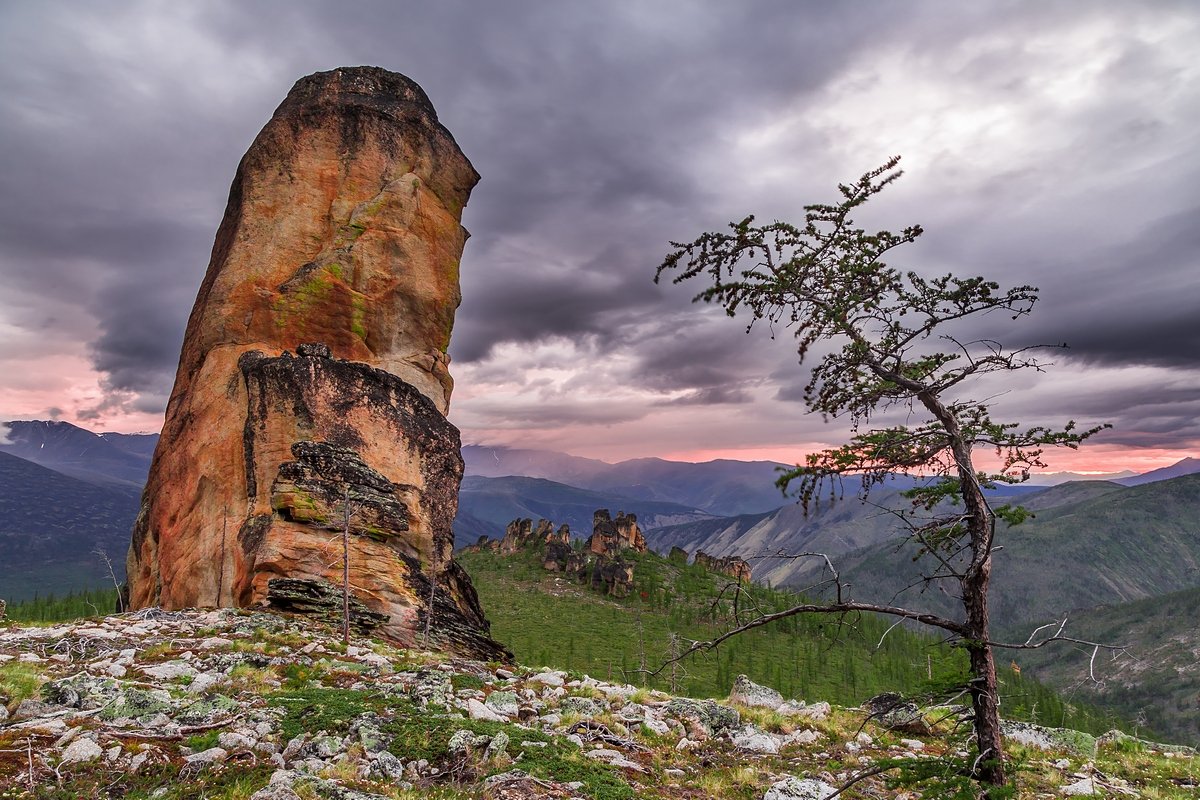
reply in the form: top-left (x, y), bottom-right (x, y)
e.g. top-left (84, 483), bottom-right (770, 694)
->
top-left (269, 687), bottom-right (379, 741)
top-left (33, 761), bottom-right (272, 800)
top-left (0, 662), bottom-right (45, 710)
top-left (185, 729), bottom-right (222, 751)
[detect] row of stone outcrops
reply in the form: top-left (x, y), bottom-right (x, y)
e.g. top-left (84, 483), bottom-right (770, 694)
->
top-left (464, 510), bottom-right (646, 597)
top-left (465, 511), bottom-right (755, 596)
top-left (693, 551), bottom-right (753, 584)
top-left (668, 545), bottom-right (753, 583)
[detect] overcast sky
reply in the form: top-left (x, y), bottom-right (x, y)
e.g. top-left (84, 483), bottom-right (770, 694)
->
top-left (1, 1), bottom-right (1197, 472)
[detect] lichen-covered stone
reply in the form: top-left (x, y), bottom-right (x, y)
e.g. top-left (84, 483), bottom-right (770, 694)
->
top-left (123, 67), bottom-right (504, 660)
top-left (728, 674), bottom-right (785, 710)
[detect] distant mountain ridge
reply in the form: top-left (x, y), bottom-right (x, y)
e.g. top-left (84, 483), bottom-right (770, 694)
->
top-left (0, 420), bottom-right (156, 488)
top-left (463, 444), bottom-right (792, 517)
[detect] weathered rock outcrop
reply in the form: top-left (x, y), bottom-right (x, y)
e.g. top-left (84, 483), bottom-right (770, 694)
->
top-left (125, 67), bottom-right (505, 659)
top-left (693, 551), bottom-right (753, 584)
top-left (499, 518), bottom-right (570, 555)
top-left (465, 511), bottom-right (639, 597)
top-left (587, 510), bottom-right (646, 556)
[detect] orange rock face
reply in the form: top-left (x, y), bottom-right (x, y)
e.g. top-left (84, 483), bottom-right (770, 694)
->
top-left (126, 67), bottom-right (506, 659)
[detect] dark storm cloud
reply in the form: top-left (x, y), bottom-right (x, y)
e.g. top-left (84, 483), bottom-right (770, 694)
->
top-left (1, 1), bottom-right (1198, 459)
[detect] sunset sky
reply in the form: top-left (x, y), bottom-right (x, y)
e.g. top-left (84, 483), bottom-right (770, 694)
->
top-left (1, 2), bottom-right (1197, 474)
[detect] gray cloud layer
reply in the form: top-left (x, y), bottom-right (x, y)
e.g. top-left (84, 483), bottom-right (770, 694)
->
top-left (1, 1), bottom-right (1197, 461)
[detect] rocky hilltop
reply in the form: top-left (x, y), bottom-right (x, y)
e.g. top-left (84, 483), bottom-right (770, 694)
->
top-left (2, 609), bottom-right (1195, 798)
top-left (125, 67), bottom-right (503, 659)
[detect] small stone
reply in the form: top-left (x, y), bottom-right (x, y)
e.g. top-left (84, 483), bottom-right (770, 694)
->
top-left (485, 690), bottom-right (520, 717)
top-left (188, 672), bottom-right (221, 694)
top-left (141, 661), bottom-right (196, 681)
top-left (529, 672), bottom-right (565, 688)
top-left (219, 732), bottom-right (255, 751)
top-left (13, 699), bottom-right (62, 719)
top-left (764, 776), bottom-right (838, 800)
top-left (468, 698), bottom-right (505, 721)
top-left (642, 718), bottom-right (670, 735)
top-left (728, 674), bottom-right (785, 710)
top-left (1061, 777), bottom-right (1095, 796)
top-left (368, 751), bottom-right (407, 781)
top-left (106, 744), bottom-right (123, 762)
top-left (199, 637), bottom-right (234, 650)
top-left (185, 747), bottom-right (229, 766)
top-left (900, 738), bottom-right (925, 751)
top-left (732, 726), bottom-right (780, 754)
top-left (60, 738), bottom-right (104, 765)
top-left (485, 730), bottom-right (510, 761)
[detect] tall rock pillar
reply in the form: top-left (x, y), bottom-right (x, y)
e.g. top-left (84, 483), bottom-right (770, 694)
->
top-left (126, 67), bottom-right (506, 659)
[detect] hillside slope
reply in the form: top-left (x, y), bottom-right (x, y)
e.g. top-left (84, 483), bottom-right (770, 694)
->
top-left (1009, 585), bottom-right (1200, 747)
top-left (5, 607), bottom-right (1195, 799)
top-left (0, 451), bottom-right (138, 601)
top-left (780, 474), bottom-right (1200, 630)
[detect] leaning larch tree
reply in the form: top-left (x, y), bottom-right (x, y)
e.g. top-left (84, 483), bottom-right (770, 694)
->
top-left (656, 156), bottom-right (1107, 794)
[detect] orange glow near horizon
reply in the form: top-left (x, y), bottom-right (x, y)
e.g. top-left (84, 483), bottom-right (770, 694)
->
top-left (659, 443), bottom-right (1194, 474)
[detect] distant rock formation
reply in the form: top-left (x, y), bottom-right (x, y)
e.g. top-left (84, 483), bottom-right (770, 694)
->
top-left (464, 509), bottom-right (642, 598)
top-left (587, 510), bottom-right (646, 556)
top-left (499, 518), bottom-right (570, 555)
top-left (694, 551), bottom-right (753, 584)
top-left (125, 67), bottom-right (506, 660)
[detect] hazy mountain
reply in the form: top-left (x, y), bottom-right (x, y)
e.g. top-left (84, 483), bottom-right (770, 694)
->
top-left (1023, 469), bottom-right (1137, 486)
top-left (1115, 456), bottom-right (1200, 486)
top-left (463, 445), bottom-right (792, 516)
top-left (779, 474), bottom-right (1200, 629)
top-left (646, 478), bottom-right (1039, 586)
top-left (1, 420), bottom-right (154, 489)
top-left (454, 475), bottom-right (712, 549)
top-left (0, 451), bottom-right (137, 602)
top-left (1008, 585), bottom-right (1200, 746)
top-left (99, 431), bottom-right (161, 459)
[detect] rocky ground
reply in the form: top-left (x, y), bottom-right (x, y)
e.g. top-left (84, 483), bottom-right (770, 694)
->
top-left (1, 608), bottom-right (1197, 799)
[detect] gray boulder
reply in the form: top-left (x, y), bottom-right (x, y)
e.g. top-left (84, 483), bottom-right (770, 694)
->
top-left (763, 776), bottom-right (838, 800)
top-left (729, 674), bottom-right (784, 709)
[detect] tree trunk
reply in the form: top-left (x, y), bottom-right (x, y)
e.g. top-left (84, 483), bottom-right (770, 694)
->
top-left (925, 393), bottom-right (1007, 794)
top-left (342, 487), bottom-right (351, 645)
top-left (964, 567), bottom-right (1005, 791)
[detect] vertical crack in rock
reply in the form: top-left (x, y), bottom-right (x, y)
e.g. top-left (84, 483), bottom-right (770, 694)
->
top-left (125, 67), bottom-right (507, 660)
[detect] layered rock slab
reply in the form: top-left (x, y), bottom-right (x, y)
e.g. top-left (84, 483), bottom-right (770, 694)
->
top-left (126, 67), bottom-right (505, 659)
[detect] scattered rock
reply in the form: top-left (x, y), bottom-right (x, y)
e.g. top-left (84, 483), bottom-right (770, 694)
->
top-left (729, 674), bottom-right (784, 709)
top-left (666, 698), bottom-right (740, 736)
top-left (1002, 721), bottom-right (1098, 758)
top-left (60, 737), bottom-right (104, 765)
top-left (468, 698), bottom-right (506, 722)
top-left (763, 776), bottom-right (838, 800)
top-left (862, 693), bottom-right (929, 734)
top-left (1061, 776), bottom-right (1095, 796)
top-left (184, 747), bottom-right (229, 767)
top-left (732, 725), bottom-right (780, 754)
